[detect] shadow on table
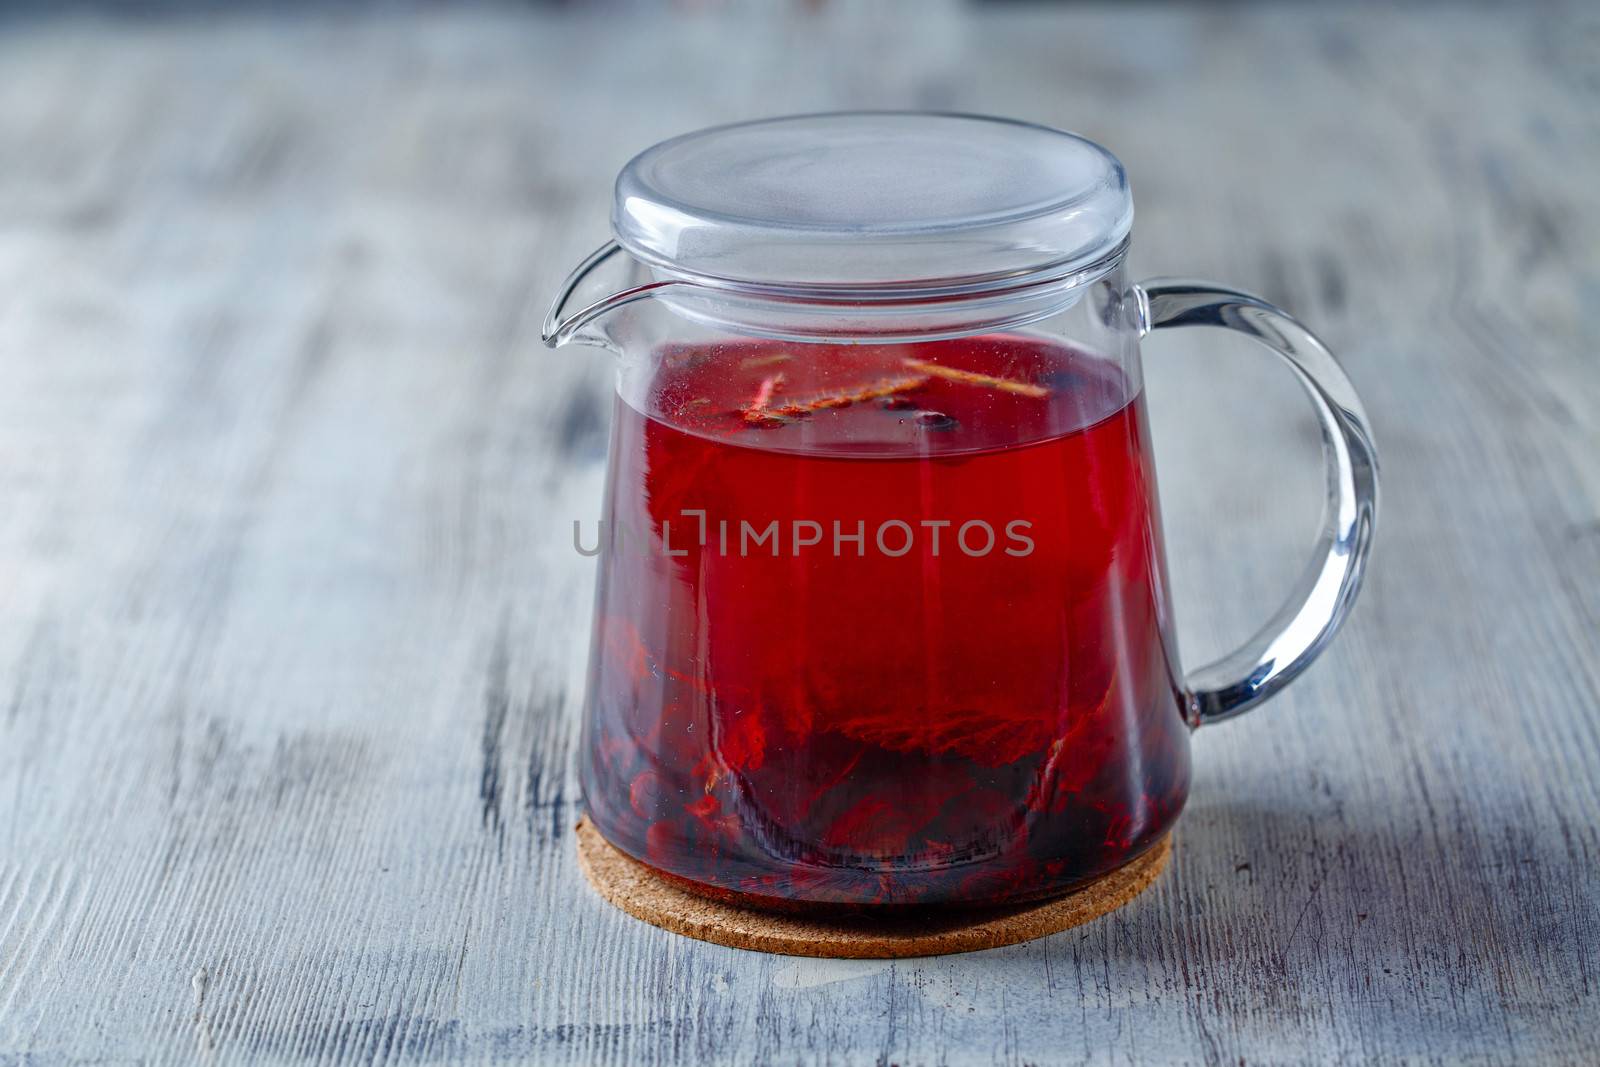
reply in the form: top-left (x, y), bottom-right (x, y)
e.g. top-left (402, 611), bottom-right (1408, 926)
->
top-left (1105, 788), bottom-right (1594, 998)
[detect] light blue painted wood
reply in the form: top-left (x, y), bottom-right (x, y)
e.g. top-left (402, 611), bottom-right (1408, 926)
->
top-left (1, 4), bottom-right (1597, 1064)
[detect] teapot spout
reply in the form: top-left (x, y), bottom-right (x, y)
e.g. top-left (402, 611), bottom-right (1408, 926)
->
top-left (543, 240), bottom-right (680, 350)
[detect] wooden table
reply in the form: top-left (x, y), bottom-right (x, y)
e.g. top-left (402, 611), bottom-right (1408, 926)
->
top-left (2, 4), bottom-right (1596, 1064)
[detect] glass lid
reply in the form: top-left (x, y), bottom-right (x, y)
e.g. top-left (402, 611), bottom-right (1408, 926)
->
top-left (612, 112), bottom-right (1133, 296)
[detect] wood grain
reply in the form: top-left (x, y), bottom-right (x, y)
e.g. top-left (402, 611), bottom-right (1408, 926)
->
top-left (1, 3), bottom-right (1597, 1064)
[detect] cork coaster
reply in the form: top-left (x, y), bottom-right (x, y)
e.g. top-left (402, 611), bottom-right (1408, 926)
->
top-left (575, 817), bottom-right (1171, 958)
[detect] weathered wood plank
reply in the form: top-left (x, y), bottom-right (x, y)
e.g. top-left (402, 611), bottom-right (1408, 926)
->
top-left (0, 4), bottom-right (1597, 1065)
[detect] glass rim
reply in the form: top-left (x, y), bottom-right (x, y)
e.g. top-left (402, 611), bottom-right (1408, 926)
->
top-left (629, 235), bottom-right (1132, 306)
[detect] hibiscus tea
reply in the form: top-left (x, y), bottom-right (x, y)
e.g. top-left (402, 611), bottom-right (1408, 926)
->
top-left (579, 335), bottom-right (1190, 909)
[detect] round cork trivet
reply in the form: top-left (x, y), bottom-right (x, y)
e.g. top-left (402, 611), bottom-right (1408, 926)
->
top-left (575, 817), bottom-right (1170, 958)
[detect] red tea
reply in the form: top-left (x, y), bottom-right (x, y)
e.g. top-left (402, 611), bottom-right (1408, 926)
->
top-left (580, 335), bottom-right (1190, 908)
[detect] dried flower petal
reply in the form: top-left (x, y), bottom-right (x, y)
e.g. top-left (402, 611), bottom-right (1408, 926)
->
top-left (747, 374), bottom-right (929, 424)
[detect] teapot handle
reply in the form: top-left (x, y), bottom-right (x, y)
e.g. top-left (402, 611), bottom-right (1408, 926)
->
top-left (542, 240), bottom-right (687, 348)
top-left (1135, 280), bottom-right (1379, 725)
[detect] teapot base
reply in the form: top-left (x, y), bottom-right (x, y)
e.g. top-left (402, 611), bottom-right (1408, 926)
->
top-left (574, 816), bottom-right (1171, 959)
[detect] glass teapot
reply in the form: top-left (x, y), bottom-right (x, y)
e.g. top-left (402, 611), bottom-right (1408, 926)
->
top-left (545, 113), bottom-right (1378, 910)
